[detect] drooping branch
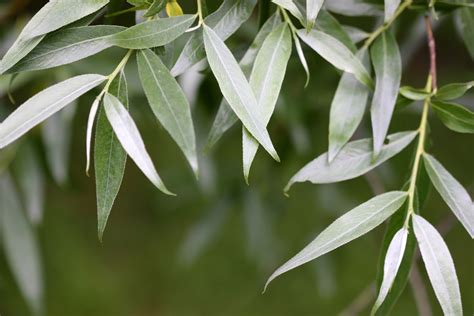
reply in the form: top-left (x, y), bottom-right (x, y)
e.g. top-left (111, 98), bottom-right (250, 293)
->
top-left (424, 15), bottom-right (437, 91)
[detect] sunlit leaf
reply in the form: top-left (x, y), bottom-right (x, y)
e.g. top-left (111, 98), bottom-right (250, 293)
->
top-left (371, 228), bottom-right (408, 315)
top-left (265, 191), bottom-right (408, 290)
top-left (171, 0), bottom-right (257, 76)
top-left (242, 23), bottom-right (291, 181)
top-left (328, 49), bottom-right (370, 162)
top-left (0, 174), bottom-right (43, 315)
top-left (203, 25), bottom-right (279, 162)
top-left (370, 31), bottom-right (402, 155)
top-left (137, 49), bottom-right (198, 176)
top-left (107, 15), bottom-right (196, 49)
top-left (431, 100), bottom-right (474, 133)
top-left (306, 0), bottom-right (325, 30)
top-left (272, 0), bottom-right (304, 24)
top-left (95, 72), bottom-right (128, 241)
top-left (293, 33), bottom-right (310, 87)
top-left (297, 29), bottom-right (373, 87)
top-left (285, 131), bottom-right (417, 193)
top-left (423, 153), bottom-right (474, 237)
top-left (413, 215), bottom-right (463, 315)
top-left (103, 93), bottom-right (174, 195)
top-left (0, 74), bottom-right (106, 149)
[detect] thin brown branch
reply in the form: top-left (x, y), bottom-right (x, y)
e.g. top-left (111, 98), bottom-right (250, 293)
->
top-left (424, 15), bottom-right (437, 90)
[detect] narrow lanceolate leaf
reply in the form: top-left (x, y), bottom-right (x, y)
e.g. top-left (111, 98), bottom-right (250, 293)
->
top-left (171, 0), bottom-right (257, 76)
top-left (0, 0), bottom-right (109, 74)
top-left (144, 0), bottom-right (166, 17)
top-left (265, 191), bottom-right (408, 290)
top-left (293, 34), bottom-right (310, 87)
top-left (371, 228), bottom-right (408, 315)
top-left (328, 49), bottom-right (370, 162)
top-left (206, 13), bottom-right (282, 149)
top-left (297, 29), bottom-right (373, 87)
top-left (423, 154), bottom-right (474, 237)
top-left (0, 74), bottom-right (106, 149)
top-left (315, 10), bottom-right (357, 53)
top-left (431, 100), bottom-right (474, 133)
top-left (243, 23), bottom-right (292, 181)
top-left (103, 93), bottom-right (174, 195)
top-left (0, 175), bottom-right (43, 315)
top-left (435, 81), bottom-right (474, 100)
top-left (107, 15), bottom-right (196, 49)
top-left (272, 0), bottom-right (304, 24)
top-left (370, 31), bottom-right (402, 155)
top-left (285, 131), bottom-right (417, 193)
top-left (325, 0), bottom-right (384, 17)
top-left (203, 25), bottom-right (279, 161)
top-left (413, 215), bottom-right (463, 315)
top-left (457, 7), bottom-right (474, 59)
top-left (8, 26), bottom-right (125, 74)
top-left (399, 86), bottom-right (431, 101)
top-left (307, 0), bottom-right (325, 30)
top-left (137, 49), bottom-right (198, 176)
top-left (95, 73), bottom-right (128, 241)
top-left (86, 96), bottom-right (102, 175)
top-left (385, 0), bottom-right (401, 22)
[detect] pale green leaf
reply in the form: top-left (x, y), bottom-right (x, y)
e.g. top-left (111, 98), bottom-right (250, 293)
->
top-left (306, 0), bottom-right (325, 30)
top-left (315, 10), bottom-right (357, 53)
top-left (370, 31), bottom-right (401, 155)
top-left (107, 15), bottom-right (196, 49)
top-left (203, 25), bottom-right (279, 161)
top-left (371, 228), bottom-right (408, 315)
top-left (8, 26), bottom-right (125, 74)
top-left (103, 93), bottom-right (174, 195)
top-left (144, 0), bottom-right (166, 17)
top-left (137, 49), bottom-right (198, 176)
top-left (272, 0), bottom-right (304, 24)
top-left (0, 174), bottom-right (43, 315)
top-left (328, 49), bottom-right (370, 162)
top-left (435, 81), bottom-right (474, 100)
top-left (242, 23), bottom-right (291, 181)
top-left (171, 0), bottom-right (257, 76)
top-left (423, 153), bottom-right (474, 237)
top-left (0, 74), bottom-right (106, 149)
top-left (293, 33), bottom-right (310, 87)
top-left (285, 131), bottom-right (417, 193)
top-left (95, 72), bottom-right (128, 241)
top-left (265, 191), bottom-right (408, 290)
top-left (385, 0), bottom-right (401, 22)
top-left (413, 215), bottom-right (463, 315)
top-left (297, 29), bottom-right (373, 87)
top-left (86, 96), bottom-right (102, 175)
top-left (325, 0), bottom-right (383, 17)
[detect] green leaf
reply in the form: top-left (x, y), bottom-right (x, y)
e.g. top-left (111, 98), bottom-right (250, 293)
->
top-left (370, 31), bottom-right (402, 155)
top-left (315, 10), bottom-right (357, 53)
top-left (297, 29), bottom-right (373, 87)
top-left (325, 0), bottom-right (383, 17)
top-left (0, 0), bottom-right (110, 74)
top-left (143, 0), bottom-right (166, 17)
top-left (265, 191), bottom-right (408, 290)
top-left (103, 93), bottom-right (174, 195)
top-left (457, 7), bottom-right (474, 59)
top-left (171, 0), bottom-right (257, 76)
top-left (0, 74), bottom-right (106, 149)
top-left (206, 13), bottom-right (282, 149)
top-left (107, 15), bottom-right (196, 49)
top-left (435, 81), bottom-right (474, 100)
top-left (293, 33), bottom-right (310, 87)
top-left (399, 86), bottom-right (431, 101)
top-left (242, 23), bottom-right (291, 181)
top-left (8, 26), bottom-right (125, 74)
top-left (431, 100), bottom-right (474, 133)
top-left (272, 0), bottom-right (304, 24)
top-left (423, 153), bottom-right (474, 237)
top-left (137, 49), bottom-right (198, 176)
top-left (203, 25), bottom-right (279, 162)
top-left (328, 49), bottom-right (370, 162)
top-left (343, 25), bottom-right (370, 44)
top-left (306, 0), bottom-right (325, 30)
top-left (371, 228), bottom-right (408, 315)
top-left (0, 174), bottom-right (43, 315)
top-left (285, 131), bottom-right (417, 193)
top-left (42, 100), bottom-right (77, 185)
top-left (385, 0), bottom-right (401, 22)
top-left (12, 142), bottom-right (45, 225)
top-left (413, 215), bottom-right (463, 315)
top-left (95, 72), bottom-right (128, 241)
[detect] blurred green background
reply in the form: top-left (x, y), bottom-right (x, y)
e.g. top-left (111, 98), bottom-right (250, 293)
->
top-left (0, 0), bottom-right (473, 315)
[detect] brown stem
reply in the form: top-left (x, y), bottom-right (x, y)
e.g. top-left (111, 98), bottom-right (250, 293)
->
top-left (424, 15), bottom-right (437, 91)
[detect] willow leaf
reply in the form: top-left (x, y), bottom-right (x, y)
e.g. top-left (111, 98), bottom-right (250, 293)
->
top-left (385, 0), bottom-right (401, 22)
top-left (265, 191), bottom-right (408, 290)
top-left (137, 49), bottom-right (198, 176)
top-left (306, 0), bottom-right (325, 30)
top-left (315, 10), bottom-right (356, 53)
top-left (370, 31), bottom-right (401, 155)
top-left (103, 93), bottom-right (173, 195)
top-left (0, 74), bottom-right (106, 149)
top-left (203, 25), bottom-right (279, 162)
top-left (431, 100), bottom-right (474, 133)
top-left (457, 7), bottom-right (474, 59)
top-left (435, 81), bottom-right (474, 100)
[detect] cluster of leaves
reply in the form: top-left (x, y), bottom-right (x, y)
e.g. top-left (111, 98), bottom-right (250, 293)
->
top-left (0, 0), bottom-right (473, 314)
